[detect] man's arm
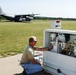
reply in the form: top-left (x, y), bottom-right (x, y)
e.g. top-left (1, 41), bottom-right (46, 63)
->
top-left (35, 47), bottom-right (49, 51)
top-left (34, 46), bottom-right (53, 51)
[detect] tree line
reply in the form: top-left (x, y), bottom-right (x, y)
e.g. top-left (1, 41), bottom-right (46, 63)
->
top-left (34, 16), bottom-right (76, 21)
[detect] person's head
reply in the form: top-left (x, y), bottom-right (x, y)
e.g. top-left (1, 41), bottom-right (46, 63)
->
top-left (29, 36), bottom-right (37, 47)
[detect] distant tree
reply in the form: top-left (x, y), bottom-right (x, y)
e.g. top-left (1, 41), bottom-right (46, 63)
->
top-left (0, 16), bottom-right (1, 21)
top-left (34, 16), bottom-right (76, 21)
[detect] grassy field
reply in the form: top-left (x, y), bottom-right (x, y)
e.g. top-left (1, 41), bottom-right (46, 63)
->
top-left (0, 20), bottom-right (76, 58)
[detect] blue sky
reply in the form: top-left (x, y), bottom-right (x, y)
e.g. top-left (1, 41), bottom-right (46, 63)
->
top-left (0, 0), bottom-right (76, 18)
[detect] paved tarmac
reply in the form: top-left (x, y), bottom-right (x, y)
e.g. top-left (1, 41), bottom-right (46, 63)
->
top-left (0, 51), bottom-right (43, 75)
top-left (0, 54), bottom-right (23, 75)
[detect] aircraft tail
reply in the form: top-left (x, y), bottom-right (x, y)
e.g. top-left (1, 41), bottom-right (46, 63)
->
top-left (0, 7), bottom-right (4, 15)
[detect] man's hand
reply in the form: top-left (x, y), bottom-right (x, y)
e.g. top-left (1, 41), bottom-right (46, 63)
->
top-left (49, 45), bottom-right (53, 50)
top-left (47, 45), bottom-right (53, 51)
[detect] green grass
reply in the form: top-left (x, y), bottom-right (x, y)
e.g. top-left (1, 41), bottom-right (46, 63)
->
top-left (0, 20), bottom-right (76, 58)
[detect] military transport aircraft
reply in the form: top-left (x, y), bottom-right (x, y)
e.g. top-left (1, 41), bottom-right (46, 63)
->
top-left (0, 7), bottom-right (39, 22)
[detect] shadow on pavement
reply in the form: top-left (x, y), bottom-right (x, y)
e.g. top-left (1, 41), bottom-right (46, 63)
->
top-left (14, 72), bottom-right (24, 75)
top-left (14, 70), bottom-right (52, 75)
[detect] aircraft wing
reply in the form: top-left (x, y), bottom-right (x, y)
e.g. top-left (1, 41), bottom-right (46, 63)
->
top-left (15, 14), bottom-right (39, 17)
top-left (15, 15), bottom-right (27, 18)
